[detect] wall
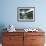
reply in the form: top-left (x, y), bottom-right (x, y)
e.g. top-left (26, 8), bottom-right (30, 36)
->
top-left (0, 0), bottom-right (46, 30)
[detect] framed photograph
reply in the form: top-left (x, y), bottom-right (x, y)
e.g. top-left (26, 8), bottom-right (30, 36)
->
top-left (17, 7), bottom-right (35, 22)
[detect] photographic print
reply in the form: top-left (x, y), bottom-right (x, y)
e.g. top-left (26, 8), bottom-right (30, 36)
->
top-left (17, 7), bottom-right (35, 22)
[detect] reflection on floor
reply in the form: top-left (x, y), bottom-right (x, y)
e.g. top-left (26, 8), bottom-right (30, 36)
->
top-left (44, 44), bottom-right (46, 46)
top-left (0, 44), bottom-right (2, 46)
